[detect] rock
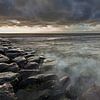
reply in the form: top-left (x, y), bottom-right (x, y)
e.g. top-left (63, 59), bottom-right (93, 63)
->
top-left (35, 74), bottom-right (58, 82)
top-left (5, 48), bottom-right (26, 59)
top-left (16, 88), bottom-right (69, 100)
top-left (45, 76), bottom-right (70, 100)
top-left (0, 63), bottom-right (20, 72)
top-left (79, 85), bottom-right (100, 100)
top-left (0, 83), bottom-right (17, 100)
top-left (0, 72), bottom-right (18, 85)
top-left (7, 63), bottom-right (20, 73)
top-left (30, 50), bottom-right (36, 54)
top-left (66, 74), bottom-right (96, 100)
top-left (24, 48), bottom-right (36, 54)
top-left (0, 54), bottom-right (9, 63)
top-left (0, 47), bottom-right (9, 55)
top-left (24, 54), bottom-right (35, 59)
top-left (24, 49), bottom-right (36, 59)
top-left (0, 38), bottom-right (11, 43)
top-left (12, 69), bottom-right (40, 92)
top-left (13, 56), bottom-right (27, 68)
top-left (24, 62), bottom-right (39, 69)
top-left (16, 89), bottom-right (50, 100)
top-left (19, 69), bottom-right (40, 80)
top-left (27, 56), bottom-right (45, 65)
top-left (18, 74), bottom-right (58, 90)
top-left (16, 75), bottom-right (70, 100)
top-left (0, 48), bottom-right (5, 55)
top-left (60, 76), bottom-right (70, 90)
top-left (2, 44), bottom-right (11, 47)
top-left (42, 61), bottom-right (56, 72)
top-left (0, 38), bottom-right (12, 47)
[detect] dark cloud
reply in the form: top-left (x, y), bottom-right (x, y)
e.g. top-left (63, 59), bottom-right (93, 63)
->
top-left (0, 0), bottom-right (100, 23)
top-left (0, 0), bottom-right (13, 15)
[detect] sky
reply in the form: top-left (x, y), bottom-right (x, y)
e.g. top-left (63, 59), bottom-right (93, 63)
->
top-left (0, 0), bottom-right (100, 33)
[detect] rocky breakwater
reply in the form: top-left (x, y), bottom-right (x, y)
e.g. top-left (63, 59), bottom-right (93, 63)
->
top-left (0, 38), bottom-right (70, 100)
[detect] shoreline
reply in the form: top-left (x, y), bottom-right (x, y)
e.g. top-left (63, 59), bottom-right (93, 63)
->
top-left (0, 33), bottom-right (100, 38)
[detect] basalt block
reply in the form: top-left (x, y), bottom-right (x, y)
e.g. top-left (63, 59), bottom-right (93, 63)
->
top-left (0, 72), bottom-right (18, 85)
top-left (5, 49), bottom-right (26, 59)
top-left (13, 56), bottom-right (27, 68)
top-left (0, 54), bottom-right (9, 63)
top-left (0, 63), bottom-right (20, 73)
top-left (18, 74), bottom-right (58, 90)
top-left (0, 83), bottom-right (17, 100)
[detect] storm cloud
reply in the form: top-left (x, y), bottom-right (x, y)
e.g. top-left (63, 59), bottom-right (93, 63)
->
top-left (0, 0), bottom-right (100, 23)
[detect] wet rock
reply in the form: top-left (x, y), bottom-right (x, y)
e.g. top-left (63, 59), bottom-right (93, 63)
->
top-left (66, 74), bottom-right (96, 100)
top-left (0, 48), bottom-right (5, 55)
top-left (42, 60), bottom-right (56, 72)
top-left (35, 74), bottom-right (58, 82)
top-left (0, 83), bottom-right (17, 100)
top-left (0, 63), bottom-right (20, 72)
top-left (13, 56), bottom-right (27, 68)
top-left (0, 72), bottom-right (18, 85)
top-left (0, 54), bottom-right (9, 63)
top-left (16, 88), bottom-right (69, 100)
top-left (16, 75), bottom-right (70, 100)
top-left (79, 85), bottom-right (100, 100)
top-left (30, 50), bottom-right (36, 54)
top-left (5, 48), bottom-right (26, 59)
top-left (24, 48), bottom-right (36, 54)
top-left (19, 69), bottom-right (40, 80)
top-left (12, 69), bottom-right (40, 92)
top-left (24, 62), bottom-right (39, 69)
top-left (0, 38), bottom-right (12, 46)
top-left (25, 54), bottom-right (35, 59)
top-left (27, 56), bottom-right (38, 62)
top-left (27, 56), bottom-right (45, 65)
top-left (60, 76), bottom-right (70, 89)
top-left (7, 63), bottom-right (20, 73)
top-left (2, 43), bottom-right (12, 47)
top-left (45, 76), bottom-right (71, 100)
top-left (0, 47), bottom-right (9, 54)
top-left (16, 89), bottom-right (50, 100)
top-left (24, 49), bottom-right (36, 59)
top-left (18, 74), bottom-right (58, 90)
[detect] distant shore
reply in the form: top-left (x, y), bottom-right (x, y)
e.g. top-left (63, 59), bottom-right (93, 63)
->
top-left (0, 33), bottom-right (100, 38)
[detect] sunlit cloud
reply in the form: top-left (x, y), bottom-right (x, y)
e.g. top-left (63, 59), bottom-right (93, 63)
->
top-left (0, 25), bottom-right (65, 33)
top-left (0, 24), bottom-right (100, 33)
